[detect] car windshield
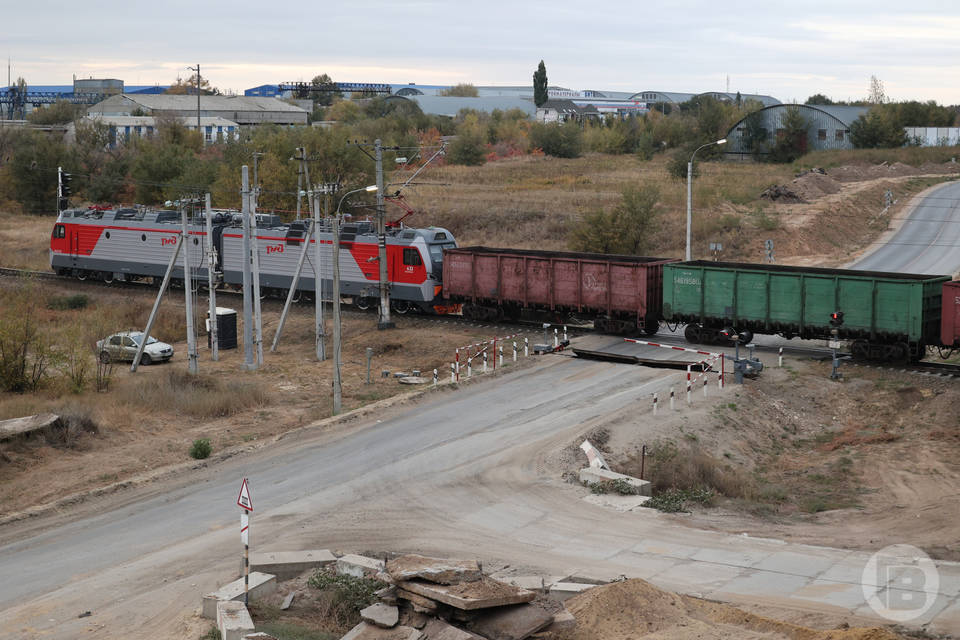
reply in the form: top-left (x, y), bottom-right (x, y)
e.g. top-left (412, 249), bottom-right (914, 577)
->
top-left (129, 334), bottom-right (159, 346)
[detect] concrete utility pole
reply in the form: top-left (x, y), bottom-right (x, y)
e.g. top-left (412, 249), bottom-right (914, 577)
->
top-left (314, 189), bottom-right (326, 361)
top-left (374, 139), bottom-right (394, 329)
top-left (205, 193), bottom-right (219, 361)
top-left (187, 64), bottom-right (201, 134)
top-left (332, 211), bottom-right (343, 414)
top-left (294, 147), bottom-right (305, 220)
top-left (686, 138), bottom-right (726, 261)
top-left (132, 232), bottom-right (183, 373)
top-left (250, 198), bottom-right (264, 366)
top-left (181, 201), bottom-right (198, 374)
top-left (252, 152), bottom-right (263, 214)
top-left (271, 217), bottom-right (313, 351)
top-left (241, 166), bottom-right (256, 370)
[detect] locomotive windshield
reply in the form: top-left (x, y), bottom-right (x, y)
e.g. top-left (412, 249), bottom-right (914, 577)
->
top-left (428, 243), bottom-right (456, 264)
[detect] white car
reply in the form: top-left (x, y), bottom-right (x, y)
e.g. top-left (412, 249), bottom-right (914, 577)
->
top-left (97, 331), bottom-right (174, 365)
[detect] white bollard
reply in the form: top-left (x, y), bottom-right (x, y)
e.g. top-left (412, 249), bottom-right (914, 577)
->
top-left (513, 341), bottom-right (517, 362)
top-left (670, 387), bottom-right (675, 411)
top-left (483, 351), bottom-right (488, 373)
top-left (563, 325), bottom-right (568, 342)
top-left (524, 337), bottom-right (529, 357)
top-left (554, 328), bottom-right (559, 348)
top-left (686, 365), bottom-right (692, 405)
top-left (653, 392), bottom-right (658, 415)
top-left (778, 347), bottom-right (783, 368)
top-left (499, 345), bottom-right (503, 367)
top-left (433, 368), bottom-right (438, 386)
top-left (468, 357), bottom-right (472, 378)
top-left (450, 363), bottom-right (455, 383)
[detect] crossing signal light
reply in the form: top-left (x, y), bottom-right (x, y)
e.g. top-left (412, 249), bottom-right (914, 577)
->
top-left (61, 172), bottom-right (72, 197)
top-left (830, 311), bottom-right (844, 327)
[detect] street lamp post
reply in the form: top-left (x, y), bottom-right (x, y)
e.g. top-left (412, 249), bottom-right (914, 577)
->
top-left (686, 138), bottom-right (726, 261)
top-left (332, 185), bottom-right (377, 414)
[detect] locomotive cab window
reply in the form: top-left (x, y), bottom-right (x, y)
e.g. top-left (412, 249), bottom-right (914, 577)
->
top-left (402, 248), bottom-right (423, 266)
top-left (53, 224), bottom-right (66, 239)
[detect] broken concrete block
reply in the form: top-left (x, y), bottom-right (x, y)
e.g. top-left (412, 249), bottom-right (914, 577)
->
top-left (403, 611), bottom-right (430, 630)
top-left (464, 603), bottom-right (553, 640)
top-left (203, 572), bottom-right (277, 619)
top-left (280, 592), bottom-right (295, 610)
top-left (396, 588), bottom-right (439, 614)
top-left (337, 554), bottom-right (386, 578)
top-left (250, 549), bottom-right (336, 580)
top-left (340, 622), bottom-right (423, 640)
top-left (547, 582), bottom-right (594, 603)
top-left (495, 576), bottom-right (548, 592)
top-left (398, 577), bottom-right (536, 611)
top-left (421, 619), bottom-right (486, 640)
top-left (387, 554), bottom-right (482, 585)
top-left (578, 467), bottom-right (651, 496)
top-left (377, 585), bottom-right (399, 605)
top-left (579, 439), bottom-right (609, 469)
top-left (244, 634), bottom-right (279, 640)
top-left (582, 493), bottom-right (650, 511)
top-left (216, 601), bottom-right (255, 640)
top-left (361, 603), bottom-right (399, 629)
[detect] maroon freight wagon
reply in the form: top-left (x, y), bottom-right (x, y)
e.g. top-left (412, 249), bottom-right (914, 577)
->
top-left (442, 246), bottom-right (677, 334)
top-left (941, 281), bottom-right (960, 348)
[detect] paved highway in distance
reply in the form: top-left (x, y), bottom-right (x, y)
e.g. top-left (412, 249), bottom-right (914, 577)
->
top-left (850, 180), bottom-right (960, 274)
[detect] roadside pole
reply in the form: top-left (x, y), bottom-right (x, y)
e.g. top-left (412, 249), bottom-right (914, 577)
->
top-left (241, 166), bottom-right (255, 370)
top-left (237, 478), bottom-right (253, 606)
top-left (205, 193), bottom-right (219, 361)
top-left (181, 201), bottom-right (198, 374)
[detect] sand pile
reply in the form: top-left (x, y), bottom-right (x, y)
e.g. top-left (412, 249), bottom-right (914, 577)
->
top-left (560, 579), bottom-right (902, 640)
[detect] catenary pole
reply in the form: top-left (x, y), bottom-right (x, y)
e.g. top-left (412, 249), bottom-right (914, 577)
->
top-left (314, 190), bottom-right (326, 361)
top-left (205, 193), bottom-right (219, 361)
top-left (181, 201), bottom-right (198, 374)
top-left (375, 139), bottom-right (394, 329)
top-left (332, 211), bottom-right (343, 414)
top-left (241, 166), bottom-right (256, 370)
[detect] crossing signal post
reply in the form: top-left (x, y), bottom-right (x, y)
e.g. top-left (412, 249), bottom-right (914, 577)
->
top-left (829, 311), bottom-right (844, 380)
top-left (57, 167), bottom-right (72, 212)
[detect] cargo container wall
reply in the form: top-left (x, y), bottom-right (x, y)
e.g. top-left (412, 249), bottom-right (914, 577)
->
top-left (664, 261), bottom-right (948, 347)
top-left (941, 281), bottom-right (960, 347)
top-left (442, 246), bottom-right (675, 329)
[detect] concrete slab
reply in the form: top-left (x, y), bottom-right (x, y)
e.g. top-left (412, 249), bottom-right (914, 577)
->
top-left (710, 570), bottom-right (810, 604)
top-left (337, 554), bottom-right (386, 578)
top-left (203, 572), bottom-right (277, 619)
top-left (530, 608), bottom-right (575, 637)
top-left (604, 551), bottom-right (682, 580)
top-left (0, 413), bottom-right (60, 440)
top-left (398, 577), bottom-right (536, 610)
top-left (244, 634), bottom-right (279, 640)
top-left (361, 603), bottom-right (399, 628)
top-left (547, 582), bottom-right (595, 603)
top-left (494, 576), bottom-right (550, 592)
top-left (281, 592), bottom-right (295, 610)
top-left (464, 603), bottom-right (553, 640)
top-left (459, 501), bottom-right (544, 535)
top-left (688, 544), bottom-right (774, 569)
top-left (216, 601), bottom-right (255, 640)
top-left (579, 440), bottom-right (609, 470)
top-left (853, 590), bottom-right (953, 626)
top-left (630, 539), bottom-right (700, 559)
top-left (341, 622), bottom-right (424, 640)
top-left (651, 560), bottom-right (744, 596)
top-left (751, 550), bottom-right (841, 579)
top-left (387, 554), bottom-right (482, 584)
top-left (789, 578), bottom-right (871, 610)
top-left (421, 619), bottom-right (485, 640)
top-left (578, 468), bottom-right (651, 496)
top-left (396, 588), bottom-right (439, 614)
top-left (250, 549), bottom-right (336, 580)
top-left (582, 493), bottom-right (650, 511)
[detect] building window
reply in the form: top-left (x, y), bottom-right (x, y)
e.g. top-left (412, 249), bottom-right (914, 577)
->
top-left (205, 126), bottom-right (213, 142)
top-left (402, 248), bottom-right (422, 266)
top-left (818, 129), bottom-right (827, 141)
top-left (836, 130), bottom-right (846, 141)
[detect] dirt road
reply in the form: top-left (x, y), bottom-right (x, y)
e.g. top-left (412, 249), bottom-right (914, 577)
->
top-left (0, 353), bottom-right (957, 639)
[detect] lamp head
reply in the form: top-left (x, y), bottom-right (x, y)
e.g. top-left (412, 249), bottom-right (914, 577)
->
top-left (364, 185), bottom-right (378, 192)
top-left (716, 138), bottom-right (727, 145)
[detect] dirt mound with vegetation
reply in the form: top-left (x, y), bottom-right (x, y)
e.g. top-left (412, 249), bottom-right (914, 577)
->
top-left (561, 579), bottom-right (902, 640)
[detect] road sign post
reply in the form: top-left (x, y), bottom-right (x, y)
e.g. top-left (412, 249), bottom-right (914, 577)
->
top-left (237, 478), bottom-right (254, 605)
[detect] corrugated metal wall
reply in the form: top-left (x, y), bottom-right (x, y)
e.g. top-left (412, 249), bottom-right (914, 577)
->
top-left (724, 105), bottom-right (856, 159)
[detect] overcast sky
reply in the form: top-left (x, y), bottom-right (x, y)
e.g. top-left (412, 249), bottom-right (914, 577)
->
top-left (5, 0), bottom-right (960, 103)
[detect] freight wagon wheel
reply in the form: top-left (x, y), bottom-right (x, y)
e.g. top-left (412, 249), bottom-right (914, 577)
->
top-left (683, 324), bottom-right (702, 343)
top-left (851, 340), bottom-right (869, 360)
top-left (643, 313), bottom-right (660, 336)
top-left (76, 270), bottom-right (88, 281)
top-left (102, 272), bottom-right (113, 284)
top-left (393, 300), bottom-right (411, 315)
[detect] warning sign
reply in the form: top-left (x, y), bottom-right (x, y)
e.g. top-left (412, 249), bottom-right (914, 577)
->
top-left (237, 477), bottom-right (253, 512)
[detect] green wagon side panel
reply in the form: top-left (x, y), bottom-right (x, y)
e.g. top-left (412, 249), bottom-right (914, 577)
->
top-left (769, 275), bottom-right (800, 324)
top-left (704, 270), bottom-right (733, 318)
top-left (802, 276), bottom-right (836, 331)
top-left (836, 278), bottom-right (873, 332)
top-left (734, 272), bottom-right (767, 322)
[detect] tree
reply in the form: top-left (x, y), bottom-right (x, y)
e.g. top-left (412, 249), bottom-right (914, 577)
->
top-left (166, 73), bottom-right (219, 95)
top-left (530, 122), bottom-right (582, 158)
top-left (868, 75), bottom-right (886, 105)
top-left (768, 106), bottom-right (810, 163)
top-left (568, 185), bottom-right (660, 254)
top-left (27, 100), bottom-right (82, 125)
top-left (440, 83), bottom-right (479, 97)
top-left (310, 73), bottom-right (341, 106)
top-left (741, 110), bottom-right (769, 158)
top-left (805, 94), bottom-right (834, 105)
top-left (533, 61), bottom-right (548, 107)
top-left (850, 108), bottom-right (907, 148)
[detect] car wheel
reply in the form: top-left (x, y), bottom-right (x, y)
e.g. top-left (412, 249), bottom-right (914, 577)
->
top-left (140, 353), bottom-right (153, 366)
top-left (99, 351), bottom-right (111, 364)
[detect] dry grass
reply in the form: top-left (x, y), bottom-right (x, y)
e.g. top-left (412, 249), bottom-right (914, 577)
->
top-left (114, 369), bottom-right (270, 419)
top-left (797, 145), bottom-right (960, 169)
top-left (0, 210), bottom-right (54, 271)
top-left (620, 441), bottom-right (753, 500)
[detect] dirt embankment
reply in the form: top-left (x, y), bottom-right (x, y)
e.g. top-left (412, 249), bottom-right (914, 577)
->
top-left (568, 360), bottom-right (960, 561)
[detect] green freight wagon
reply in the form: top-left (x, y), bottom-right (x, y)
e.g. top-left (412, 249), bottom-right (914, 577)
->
top-left (662, 261), bottom-right (950, 362)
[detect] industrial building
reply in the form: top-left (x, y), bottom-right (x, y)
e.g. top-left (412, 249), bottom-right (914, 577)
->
top-left (630, 90), bottom-right (781, 107)
top-left (723, 104), bottom-right (869, 158)
top-left (383, 95), bottom-right (536, 118)
top-left (87, 94), bottom-right (308, 126)
top-left (536, 99), bottom-right (600, 124)
top-left (65, 115), bottom-right (240, 147)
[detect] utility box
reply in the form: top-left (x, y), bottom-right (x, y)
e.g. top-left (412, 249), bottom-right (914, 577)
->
top-left (207, 307), bottom-right (238, 350)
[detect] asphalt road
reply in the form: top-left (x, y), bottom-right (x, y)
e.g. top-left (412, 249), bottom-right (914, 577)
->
top-left (0, 351), bottom-right (957, 638)
top-left (850, 180), bottom-right (960, 274)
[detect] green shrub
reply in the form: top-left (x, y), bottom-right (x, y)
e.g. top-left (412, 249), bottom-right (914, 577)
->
top-left (47, 294), bottom-right (89, 310)
top-left (190, 438), bottom-right (212, 459)
top-left (644, 487), bottom-right (716, 513)
top-left (530, 122), bottom-right (582, 158)
top-left (306, 571), bottom-right (384, 629)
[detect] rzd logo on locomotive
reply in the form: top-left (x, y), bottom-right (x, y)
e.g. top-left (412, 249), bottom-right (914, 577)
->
top-left (266, 244), bottom-right (284, 255)
top-left (161, 236), bottom-right (178, 247)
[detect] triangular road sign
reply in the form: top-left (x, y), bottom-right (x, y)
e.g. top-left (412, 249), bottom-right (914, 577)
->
top-left (237, 478), bottom-right (253, 512)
